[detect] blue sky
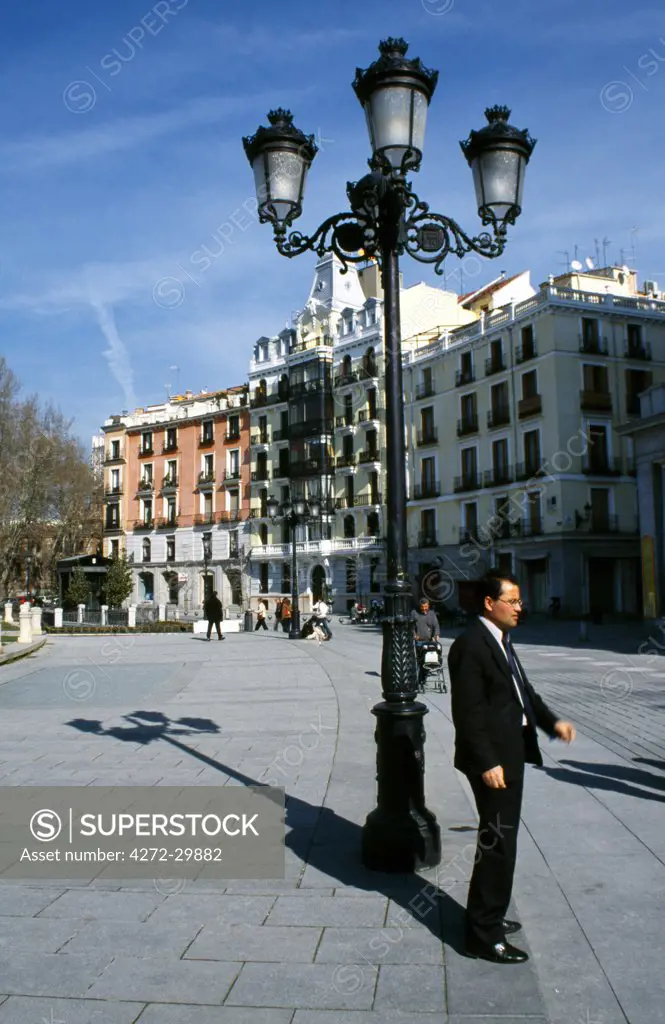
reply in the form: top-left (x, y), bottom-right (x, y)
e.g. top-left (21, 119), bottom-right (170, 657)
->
top-left (1, 0), bottom-right (665, 443)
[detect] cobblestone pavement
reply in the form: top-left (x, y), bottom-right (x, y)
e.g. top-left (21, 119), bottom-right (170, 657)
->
top-left (0, 628), bottom-right (662, 1023)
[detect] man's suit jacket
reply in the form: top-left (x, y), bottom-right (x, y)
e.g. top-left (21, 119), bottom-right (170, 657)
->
top-left (447, 617), bottom-right (559, 780)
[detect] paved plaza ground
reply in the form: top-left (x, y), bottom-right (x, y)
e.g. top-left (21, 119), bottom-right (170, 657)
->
top-left (0, 620), bottom-right (663, 1023)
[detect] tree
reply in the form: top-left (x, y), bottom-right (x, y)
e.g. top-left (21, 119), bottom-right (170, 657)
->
top-left (65, 566), bottom-right (92, 607)
top-left (102, 555), bottom-right (133, 608)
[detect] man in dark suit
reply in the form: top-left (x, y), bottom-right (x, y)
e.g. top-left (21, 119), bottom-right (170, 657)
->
top-left (448, 571), bottom-right (575, 964)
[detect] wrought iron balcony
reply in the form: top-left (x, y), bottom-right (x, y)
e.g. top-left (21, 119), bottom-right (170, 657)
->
top-left (104, 485), bottom-right (123, 497)
top-left (453, 473), bottom-right (481, 493)
top-left (417, 532), bottom-right (438, 548)
top-left (273, 463), bottom-right (290, 479)
top-left (218, 509), bottom-right (245, 522)
top-left (515, 461), bottom-right (541, 481)
top-left (415, 381), bottom-right (436, 399)
top-left (222, 469), bottom-right (242, 483)
top-left (581, 456), bottom-right (622, 476)
top-left (358, 408), bottom-right (382, 423)
top-left (103, 521), bottom-right (122, 533)
top-left (161, 475), bottom-right (178, 490)
top-left (515, 343), bottom-right (537, 364)
top-left (289, 378), bottom-right (328, 399)
top-left (250, 469), bottom-right (271, 482)
top-left (457, 414), bottom-right (479, 437)
top-left (104, 450), bottom-right (125, 464)
top-left (193, 513), bottom-right (216, 526)
top-left (580, 389), bottom-right (612, 412)
top-left (336, 454), bottom-right (357, 468)
top-left (197, 471), bottom-right (216, 487)
top-left (225, 430), bottom-right (242, 442)
top-left (156, 515), bottom-right (178, 529)
top-left (290, 418), bottom-right (330, 438)
top-left (334, 371), bottom-right (359, 387)
top-left (138, 446), bottom-right (154, 457)
top-left (624, 342), bottom-right (652, 361)
top-left (579, 335), bottom-right (608, 355)
top-left (416, 428), bottom-right (438, 446)
top-left (487, 406), bottom-right (511, 428)
top-left (250, 432), bottom-right (270, 446)
top-left (358, 449), bottom-right (380, 464)
top-left (162, 441), bottom-right (178, 454)
top-left (136, 479), bottom-right (154, 493)
top-left (485, 356), bottom-right (506, 375)
top-left (413, 481), bottom-right (441, 499)
top-left (272, 428), bottom-right (290, 441)
top-left (518, 394), bottom-right (543, 418)
top-left (353, 492), bottom-right (382, 506)
top-left (483, 465), bottom-right (514, 487)
top-left (133, 519), bottom-right (153, 530)
top-left (289, 457), bottom-right (335, 477)
top-left (336, 414), bottom-right (356, 428)
top-left (198, 434), bottom-right (215, 448)
top-left (455, 369), bottom-right (475, 387)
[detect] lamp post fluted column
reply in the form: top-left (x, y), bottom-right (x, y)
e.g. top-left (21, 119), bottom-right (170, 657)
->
top-left (244, 37), bottom-right (535, 872)
top-left (289, 516), bottom-right (301, 639)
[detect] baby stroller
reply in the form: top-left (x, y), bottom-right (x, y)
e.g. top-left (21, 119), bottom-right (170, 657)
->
top-left (415, 639), bottom-right (446, 694)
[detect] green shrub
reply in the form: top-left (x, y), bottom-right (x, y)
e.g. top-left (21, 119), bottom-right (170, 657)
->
top-left (43, 622), bottom-right (193, 635)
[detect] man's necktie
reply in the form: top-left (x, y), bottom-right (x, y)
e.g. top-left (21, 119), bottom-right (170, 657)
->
top-left (502, 633), bottom-right (537, 728)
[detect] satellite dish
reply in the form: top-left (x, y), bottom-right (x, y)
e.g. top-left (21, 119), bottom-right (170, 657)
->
top-left (571, 260), bottom-right (583, 271)
top-left (585, 258), bottom-right (595, 270)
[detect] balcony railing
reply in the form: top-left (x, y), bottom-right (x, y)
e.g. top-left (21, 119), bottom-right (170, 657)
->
top-left (104, 450), bottom-right (125, 464)
top-left (457, 415), bottom-right (479, 437)
top-left (289, 458), bottom-right (335, 477)
top-left (518, 394), bottom-right (543, 418)
top-left (354, 492), bottom-right (381, 506)
top-left (518, 518), bottom-right (544, 537)
top-left (103, 521), bottom-right (122, 533)
top-left (138, 446), bottom-right (154, 457)
top-left (289, 378), bottom-right (328, 399)
top-left (156, 516), bottom-right (178, 529)
top-left (455, 369), bottom-right (475, 387)
top-left (136, 479), bottom-right (154, 493)
top-left (161, 476), bottom-right (178, 490)
top-left (250, 433), bottom-right (270, 446)
top-left (218, 509), bottom-right (244, 523)
top-left (273, 428), bottom-right (290, 442)
top-left (579, 335), bottom-right (608, 355)
top-left (413, 481), bottom-right (441, 499)
top-left (162, 441), bottom-right (178, 453)
top-left (515, 344), bottom-right (537, 364)
top-left (198, 434), bottom-right (215, 448)
top-left (336, 414), bottom-right (355, 428)
top-left (133, 519), bottom-right (153, 530)
top-left (198, 471), bottom-right (216, 486)
top-left (515, 461), bottom-right (541, 481)
top-left (417, 532), bottom-right (438, 548)
top-left (624, 342), bottom-right (652, 361)
top-left (587, 515), bottom-right (638, 534)
top-left (454, 473), bottom-right (481, 492)
top-left (273, 464), bottom-right (290, 479)
top-left (225, 430), bottom-right (241, 442)
top-left (358, 450), bottom-right (380, 464)
top-left (358, 408), bottom-right (382, 423)
top-left (483, 466), bottom-right (514, 487)
top-left (290, 419), bottom-right (329, 438)
top-left (249, 507), bottom-right (267, 518)
top-left (485, 356), bottom-right (506, 375)
top-left (416, 428), bottom-right (438, 446)
top-left (193, 514), bottom-right (216, 526)
top-left (415, 381), bottom-right (436, 399)
top-left (362, 362), bottom-right (379, 379)
top-left (336, 454), bottom-right (357, 468)
top-left (580, 389), bottom-right (612, 412)
top-left (487, 406), bottom-right (511, 428)
top-left (582, 456), bottom-right (622, 476)
top-left (104, 486), bottom-right (123, 497)
top-left (334, 371), bottom-right (359, 387)
top-left (250, 469), bottom-right (271, 482)
top-left (222, 469), bottom-right (242, 483)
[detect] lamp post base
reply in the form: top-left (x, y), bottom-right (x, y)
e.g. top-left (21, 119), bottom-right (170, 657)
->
top-left (361, 701), bottom-right (441, 872)
top-left (288, 611), bottom-right (302, 639)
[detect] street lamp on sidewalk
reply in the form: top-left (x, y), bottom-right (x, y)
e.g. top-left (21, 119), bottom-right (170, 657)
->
top-left (244, 38), bottom-right (535, 871)
top-left (266, 494), bottom-right (320, 639)
top-left (202, 533), bottom-right (212, 606)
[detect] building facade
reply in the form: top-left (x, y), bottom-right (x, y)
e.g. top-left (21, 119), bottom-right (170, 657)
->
top-left (101, 386), bottom-right (251, 613)
top-left (405, 266), bottom-right (665, 617)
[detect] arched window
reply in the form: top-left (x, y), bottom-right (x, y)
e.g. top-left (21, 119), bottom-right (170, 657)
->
top-left (278, 374), bottom-right (289, 399)
top-left (342, 354), bottom-right (352, 377)
top-left (142, 538), bottom-right (151, 563)
top-left (364, 347), bottom-right (377, 377)
top-left (139, 572), bottom-right (154, 601)
top-left (343, 515), bottom-right (355, 539)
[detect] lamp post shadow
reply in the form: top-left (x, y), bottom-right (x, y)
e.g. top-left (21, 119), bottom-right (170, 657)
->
top-left (66, 710), bottom-right (467, 953)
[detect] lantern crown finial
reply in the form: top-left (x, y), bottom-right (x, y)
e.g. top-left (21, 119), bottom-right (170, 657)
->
top-left (485, 105), bottom-right (511, 124)
top-left (267, 108), bottom-right (294, 128)
top-left (378, 37), bottom-right (409, 57)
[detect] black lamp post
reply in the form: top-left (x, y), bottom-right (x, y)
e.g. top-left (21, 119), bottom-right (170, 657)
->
top-left (243, 38), bottom-right (535, 872)
top-left (202, 534), bottom-right (212, 604)
top-left (266, 494), bottom-right (321, 639)
top-left (25, 553), bottom-right (32, 599)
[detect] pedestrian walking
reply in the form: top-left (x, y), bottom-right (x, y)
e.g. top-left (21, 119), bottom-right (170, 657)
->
top-left (254, 599), bottom-right (268, 631)
top-left (280, 597), bottom-right (292, 633)
top-left (312, 597), bottom-right (332, 640)
top-left (447, 570), bottom-right (576, 965)
top-left (274, 598), bottom-right (283, 631)
top-left (203, 590), bottom-right (225, 641)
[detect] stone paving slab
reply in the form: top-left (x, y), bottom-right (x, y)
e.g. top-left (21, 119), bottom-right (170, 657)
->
top-left (0, 997), bottom-right (144, 1024)
top-left (58, 917), bottom-right (201, 956)
top-left (37, 889), bottom-right (165, 921)
top-left (374, 964), bottom-right (447, 1014)
top-left (265, 895), bottom-right (388, 928)
top-left (225, 962), bottom-right (377, 1010)
top-left (314, 925), bottom-right (443, 965)
top-left (136, 1007), bottom-right (293, 1024)
top-left (185, 922), bottom-right (322, 962)
top-left (0, 952), bottom-right (112, 998)
top-left (86, 956), bottom-right (241, 1003)
top-left (0, 884), bottom-right (66, 915)
top-left (0, 916), bottom-right (81, 954)
top-left (146, 893), bottom-right (275, 927)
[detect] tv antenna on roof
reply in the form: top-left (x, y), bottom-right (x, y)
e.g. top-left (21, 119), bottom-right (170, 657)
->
top-left (571, 260), bottom-right (583, 271)
top-left (585, 257), bottom-right (595, 271)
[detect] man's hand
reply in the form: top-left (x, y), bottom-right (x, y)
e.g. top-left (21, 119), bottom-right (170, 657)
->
top-left (553, 720), bottom-right (576, 743)
top-left (481, 765), bottom-right (506, 789)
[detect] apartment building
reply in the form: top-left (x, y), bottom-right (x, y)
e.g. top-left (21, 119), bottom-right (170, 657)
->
top-left (405, 265), bottom-right (665, 617)
top-left (246, 253), bottom-right (462, 613)
top-left (101, 386), bottom-right (250, 612)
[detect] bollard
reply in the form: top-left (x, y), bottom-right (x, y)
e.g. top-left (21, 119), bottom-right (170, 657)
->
top-left (30, 606), bottom-right (43, 636)
top-left (54, 607), bottom-right (63, 628)
top-left (77, 603), bottom-right (85, 625)
top-left (158, 603), bottom-right (166, 621)
top-left (18, 604), bottom-right (33, 644)
top-left (101, 605), bottom-right (108, 626)
top-left (579, 619), bottom-right (588, 642)
top-left (128, 605), bottom-right (137, 628)
top-left (4, 602), bottom-right (13, 624)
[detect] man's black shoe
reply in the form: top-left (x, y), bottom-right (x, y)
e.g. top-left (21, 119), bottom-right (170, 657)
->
top-left (465, 939), bottom-right (529, 964)
top-left (503, 919), bottom-right (521, 935)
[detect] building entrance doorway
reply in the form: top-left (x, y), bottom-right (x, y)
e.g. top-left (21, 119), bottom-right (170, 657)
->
top-left (311, 565), bottom-right (326, 602)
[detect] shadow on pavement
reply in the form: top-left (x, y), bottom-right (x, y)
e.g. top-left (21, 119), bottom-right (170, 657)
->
top-left (66, 710), bottom-right (468, 954)
top-left (540, 759), bottom-right (665, 803)
top-left (634, 757), bottom-right (665, 772)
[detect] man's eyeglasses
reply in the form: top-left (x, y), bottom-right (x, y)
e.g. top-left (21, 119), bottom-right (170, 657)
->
top-left (497, 597), bottom-right (524, 608)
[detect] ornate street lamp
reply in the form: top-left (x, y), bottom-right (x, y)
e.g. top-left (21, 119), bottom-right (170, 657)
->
top-left (244, 38), bottom-right (535, 872)
top-left (266, 494), bottom-right (321, 639)
top-left (202, 533), bottom-right (212, 605)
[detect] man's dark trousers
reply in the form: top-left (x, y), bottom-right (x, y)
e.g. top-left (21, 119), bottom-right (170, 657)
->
top-left (465, 738), bottom-right (525, 948)
top-left (207, 619), bottom-right (222, 640)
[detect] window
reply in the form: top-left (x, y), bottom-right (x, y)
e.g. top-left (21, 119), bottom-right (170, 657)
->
top-left (490, 338), bottom-right (503, 370)
top-left (229, 450), bottom-right (240, 477)
top-left (282, 562), bottom-right (291, 593)
top-left (343, 514), bottom-right (355, 538)
top-left (344, 393), bottom-right (354, 425)
top-left (110, 539), bottom-right (119, 558)
top-left (228, 414), bottom-right (240, 438)
top-left (492, 438), bottom-right (509, 476)
top-left (523, 429), bottom-right (541, 472)
top-left (581, 318), bottom-right (599, 347)
top-left (141, 431), bottom-right (153, 454)
top-left (165, 427), bottom-right (177, 451)
top-left (590, 488), bottom-right (611, 530)
top-left (111, 439), bottom-right (120, 460)
top-left (166, 460), bottom-right (177, 483)
top-left (463, 502), bottom-right (478, 534)
top-left (588, 425), bottom-right (609, 468)
top-left (139, 572), bottom-right (154, 602)
top-left (204, 454), bottom-right (214, 479)
top-left (583, 364), bottom-right (608, 393)
top-left (367, 510), bottom-right (380, 536)
top-left (342, 433), bottom-right (354, 460)
top-left (143, 464), bottom-right (153, 484)
top-left (421, 406), bottom-right (435, 437)
top-left (461, 447), bottom-right (477, 481)
top-left (369, 558), bottom-right (380, 593)
top-left (259, 563), bottom-right (269, 593)
top-left (625, 368), bottom-right (652, 414)
top-left (166, 498), bottom-right (176, 523)
top-left (346, 559), bottom-right (357, 593)
top-left (522, 370), bottom-right (538, 399)
top-left (345, 475), bottom-right (354, 505)
top-left (166, 537), bottom-right (175, 562)
top-left (460, 393), bottom-right (477, 424)
top-left (421, 457), bottom-right (436, 488)
top-left (420, 509), bottom-right (436, 545)
top-left (204, 493), bottom-right (213, 519)
top-left (143, 499), bottom-right (153, 525)
top-left (142, 538), bottom-right (151, 563)
top-left (202, 420), bottom-right (214, 443)
top-left (521, 324), bottom-right (534, 357)
top-left (460, 351), bottom-right (473, 381)
top-left (229, 489), bottom-right (240, 513)
top-left (366, 429), bottom-right (378, 457)
top-left (342, 354), bottom-right (352, 376)
top-left (168, 573), bottom-right (179, 604)
top-left (229, 531), bottom-right (239, 558)
top-left (105, 504), bottom-right (119, 529)
top-left (422, 366), bottom-right (433, 391)
top-left (367, 388), bottom-right (377, 419)
top-left (491, 381), bottom-right (509, 414)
